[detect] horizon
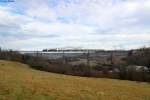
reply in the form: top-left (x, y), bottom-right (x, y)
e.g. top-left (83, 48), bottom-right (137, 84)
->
top-left (1, 46), bottom-right (150, 51)
top-left (0, 0), bottom-right (150, 50)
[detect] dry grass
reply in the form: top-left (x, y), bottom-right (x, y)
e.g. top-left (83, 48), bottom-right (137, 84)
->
top-left (0, 60), bottom-right (150, 100)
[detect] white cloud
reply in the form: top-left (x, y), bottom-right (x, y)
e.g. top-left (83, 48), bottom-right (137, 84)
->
top-left (0, 0), bottom-right (150, 50)
top-left (26, 6), bottom-right (57, 21)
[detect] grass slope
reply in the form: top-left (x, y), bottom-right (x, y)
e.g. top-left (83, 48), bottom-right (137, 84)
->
top-left (0, 60), bottom-right (150, 100)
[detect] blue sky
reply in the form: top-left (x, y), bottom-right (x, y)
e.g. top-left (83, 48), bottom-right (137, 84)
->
top-left (0, 0), bottom-right (150, 50)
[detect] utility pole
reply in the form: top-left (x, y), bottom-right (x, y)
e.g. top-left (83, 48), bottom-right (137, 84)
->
top-left (87, 50), bottom-right (90, 66)
top-left (110, 45), bottom-right (117, 66)
top-left (62, 50), bottom-right (66, 64)
top-left (110, 51), bottom-right (114, 65)
top-left (36, 50), bottom-right (39, 58)
top-left (86, 49), bottom-right (92, 75)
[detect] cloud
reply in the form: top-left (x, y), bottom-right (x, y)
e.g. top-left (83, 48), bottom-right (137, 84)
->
top-left (0, 0), bottom-right (150, 50)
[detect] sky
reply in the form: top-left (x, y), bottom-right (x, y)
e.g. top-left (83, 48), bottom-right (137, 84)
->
top-left (0, 0), bottom-right (150, 50)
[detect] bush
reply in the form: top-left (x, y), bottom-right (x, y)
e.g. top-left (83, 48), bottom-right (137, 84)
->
top-left (0, 48), bottom-right (150, 82)
top-left (126, 48), bottom-right (150, 72)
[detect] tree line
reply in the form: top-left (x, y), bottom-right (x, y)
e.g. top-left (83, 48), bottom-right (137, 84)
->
top-left (0, 47), bottom-right (150, 82)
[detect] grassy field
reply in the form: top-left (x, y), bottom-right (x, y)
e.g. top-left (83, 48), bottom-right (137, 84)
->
top-left (0, 60), bottom-right (150, 100)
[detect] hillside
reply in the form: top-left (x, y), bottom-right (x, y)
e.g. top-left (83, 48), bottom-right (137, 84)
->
top-left (0, 60), bottom-right (150, 100)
